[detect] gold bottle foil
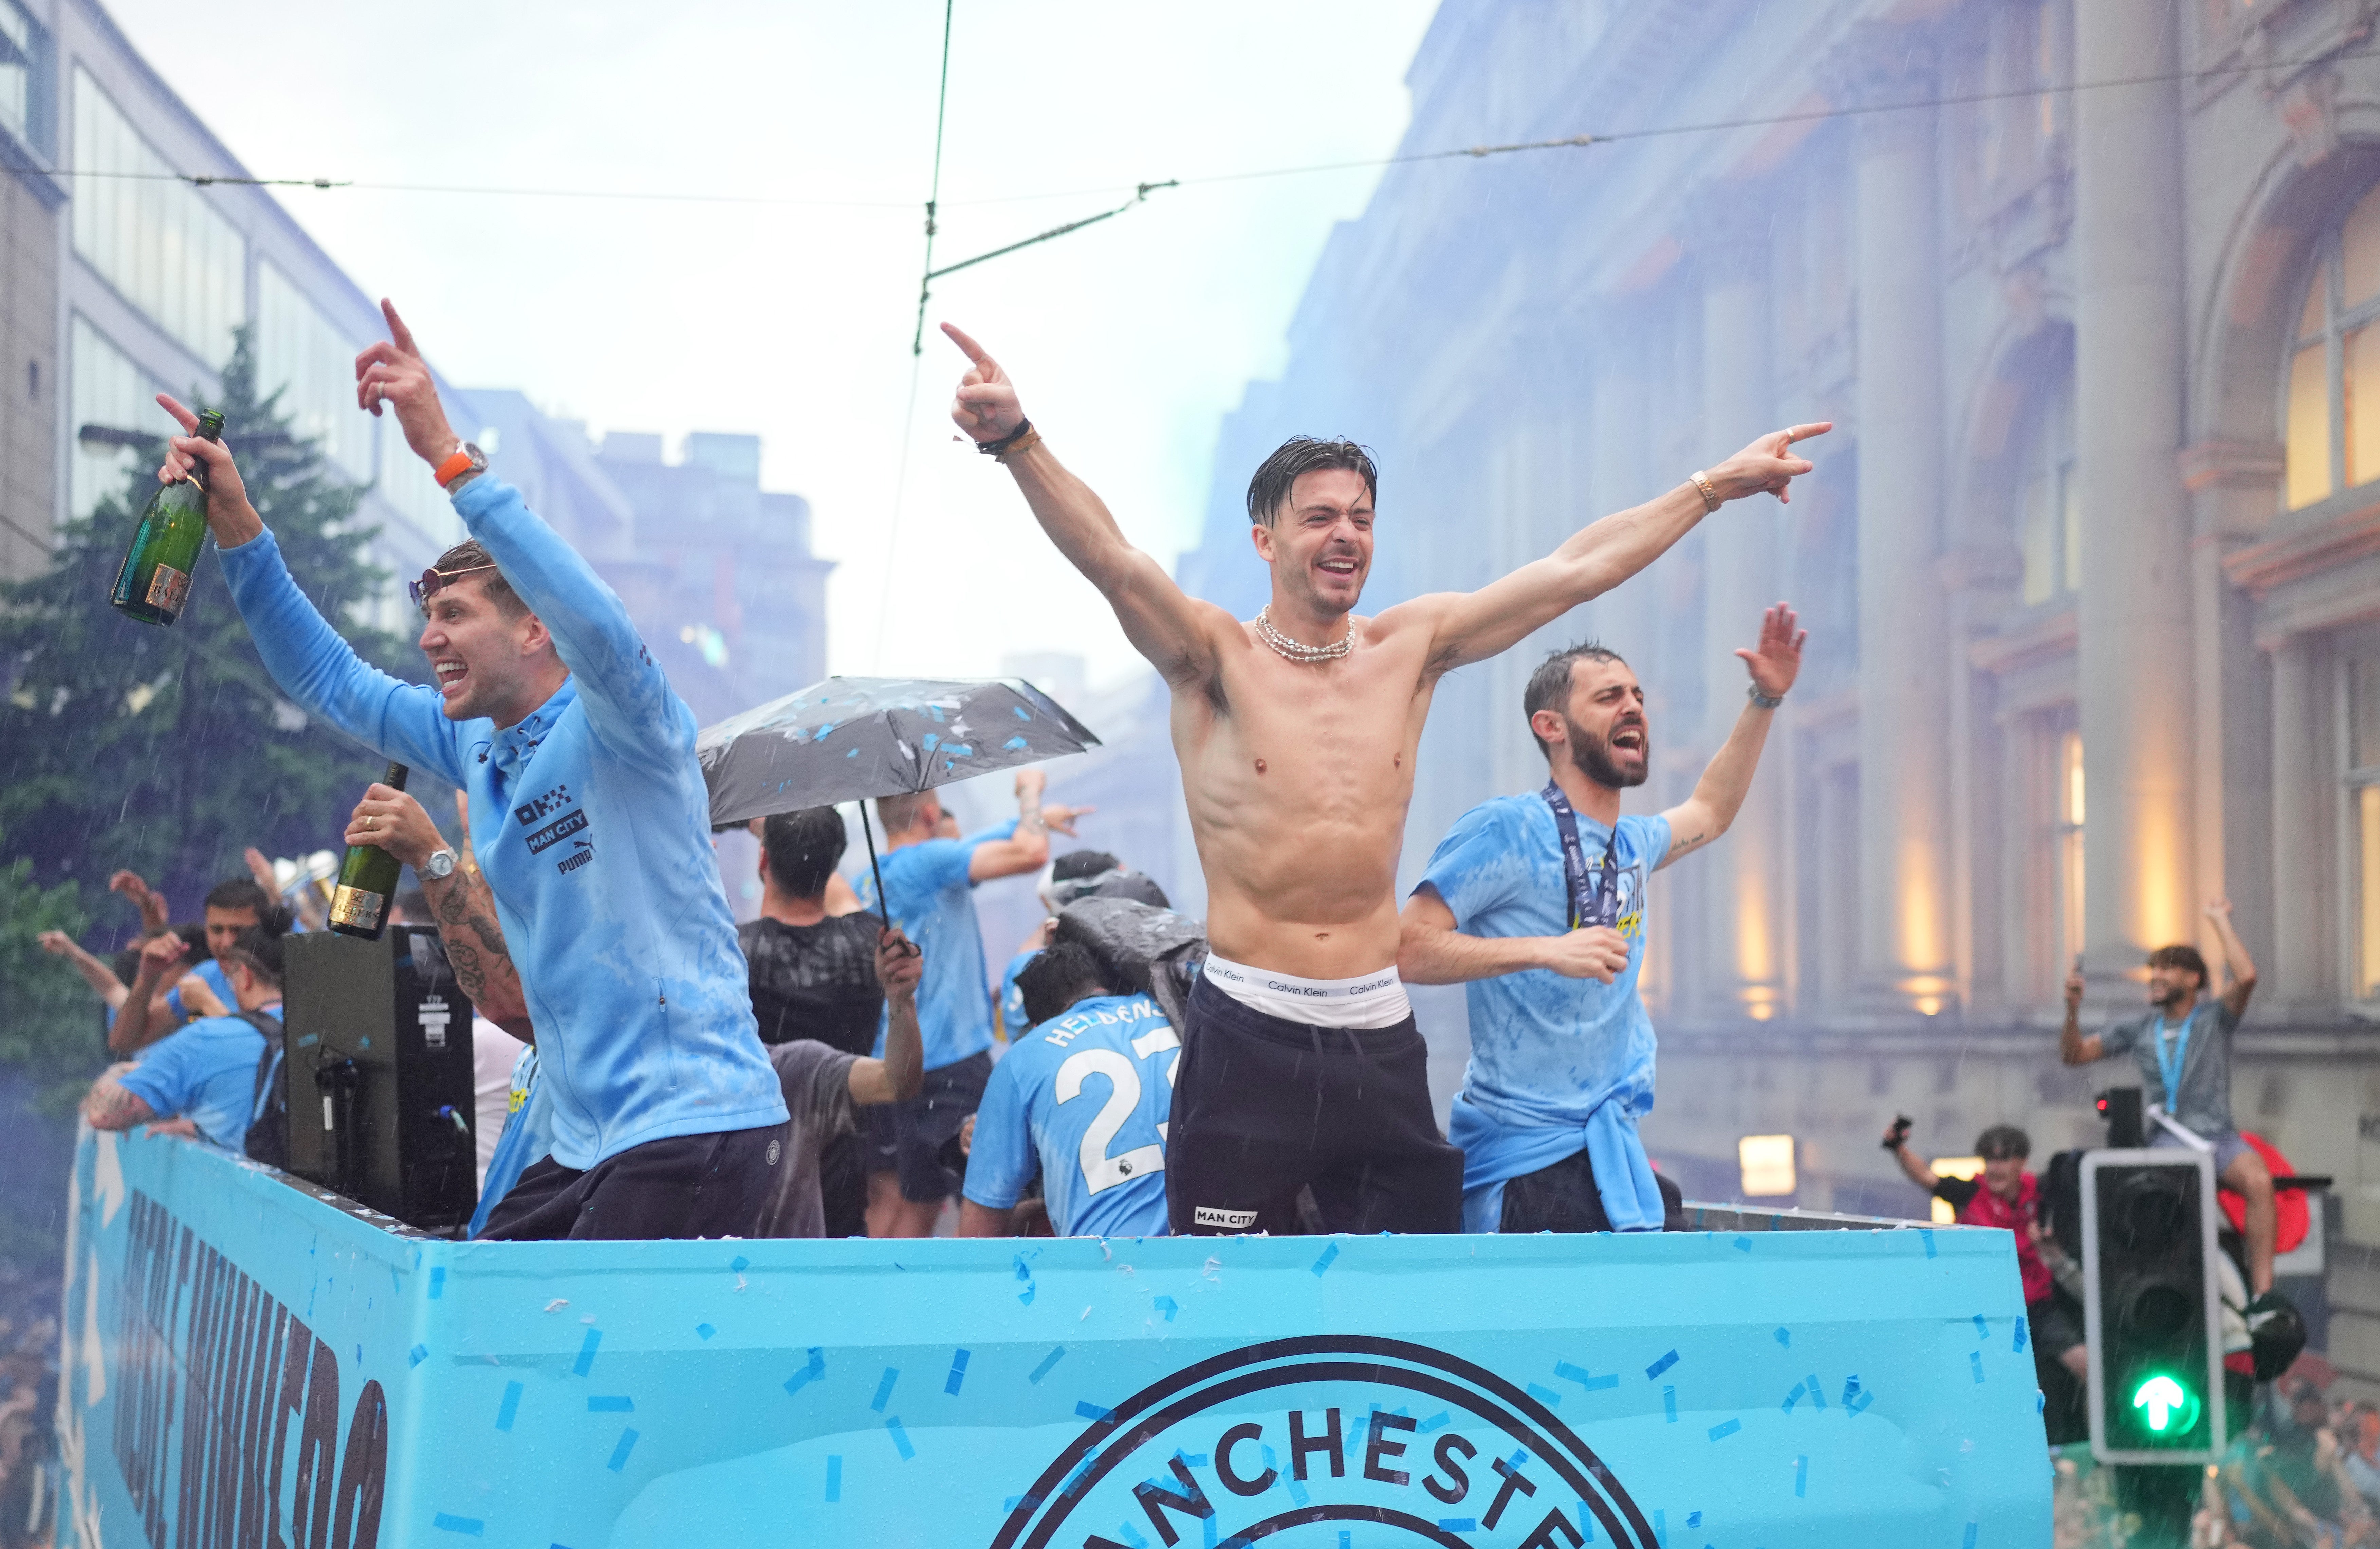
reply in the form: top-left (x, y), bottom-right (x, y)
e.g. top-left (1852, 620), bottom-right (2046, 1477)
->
top-left (145, 563), bottom-right (191, 615)
top-left (328, 883), bottom-right (384, 931)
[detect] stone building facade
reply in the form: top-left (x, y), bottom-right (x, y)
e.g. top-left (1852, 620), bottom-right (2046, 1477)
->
top-left (1171, 0), bottom-right (2380, 1390)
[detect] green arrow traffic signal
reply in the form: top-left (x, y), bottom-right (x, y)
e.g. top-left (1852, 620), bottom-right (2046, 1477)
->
top-left (2133, 1375), bottom-right (2192, 1433)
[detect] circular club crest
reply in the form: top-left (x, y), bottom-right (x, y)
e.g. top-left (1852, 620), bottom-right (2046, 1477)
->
top-left (992, 1335), bottom-right (1654, 1548)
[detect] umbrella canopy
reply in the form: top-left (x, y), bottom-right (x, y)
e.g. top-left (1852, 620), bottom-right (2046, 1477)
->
top-left (696, 675), bottom-right (1101, 829)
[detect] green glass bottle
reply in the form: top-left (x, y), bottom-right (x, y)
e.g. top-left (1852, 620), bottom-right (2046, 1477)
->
top-left (328, 762), bottom-right (410, 940)
top-left (109, 408), bottom-right (226, 626)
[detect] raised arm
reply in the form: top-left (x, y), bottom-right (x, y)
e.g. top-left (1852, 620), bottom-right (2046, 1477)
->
top-left (2206, 898), bottom-right (2258, 1019)
top-left (108, 931), bottom-right (189, 1054)
top-left (358, 300), bottom-right (680, 762)
top-left (2059, 971), bottom-right (2104, 1064)
top-left (39, 931), bottom-right (128, 1010)
top-left (943, 324), bottom-right (1238, 687)
top-left (1419, 425), bottom-right (1828, 671)
top-left (1657, 604), bottom-right (1802, 871)
top-left (345, 786), bottom-right (534, 1040)
top-left (965, 770), bottom-right (1092, 883)
top-left (1883, 1118), bottom-right (1941, 1191)
top-left (848, 928), bottom-right (925, 1105)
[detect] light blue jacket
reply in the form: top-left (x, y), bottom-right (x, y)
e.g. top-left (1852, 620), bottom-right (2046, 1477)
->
top-left (218, 475), bottom-right (787, 1169)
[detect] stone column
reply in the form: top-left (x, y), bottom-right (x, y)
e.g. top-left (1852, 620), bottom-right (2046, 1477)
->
top-left (2074, 0), bottom-right (2196, 972)
top-left (1835, 28), bottom-right (1955, 1012)
top-left (1693, 196), bottom-right (1787, 1020)
top-left (2268, 637), bottom-right (2329, 1006)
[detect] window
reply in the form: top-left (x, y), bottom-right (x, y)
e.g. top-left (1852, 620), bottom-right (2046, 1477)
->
top-left (256, 262), bottom-right (372, 483)
top-left (70, 68), bottom-right (244, 363)
top-left (2350, 656), bottom-right (2380, 1000)
top-left (2284, 184), bottom-right (2380, 509)
top-left (2019, 372), bottom-right (2079, 605)
top-left (69, 314), bottom-right (159, 521)
top-left (0, 0), bottom-right (36, 146)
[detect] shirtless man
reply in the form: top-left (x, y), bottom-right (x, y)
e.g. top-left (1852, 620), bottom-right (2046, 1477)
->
top-left (943, 323), bottom-right (1825, 1235)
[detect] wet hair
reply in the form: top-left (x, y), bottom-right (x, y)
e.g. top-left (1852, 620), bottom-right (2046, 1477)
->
top-left (1016, 941), bottom-right (1111, 1027)
top-left (2147, 943), bottom-right (2208, 985)
top-left (204, 877), bottom-right (272, 917)
top-left (875, 792), bottom-right (937, 837)
top-left (221, 923), bottom-right (286, 989)
top-left (1975, 1125), bottom-right (2031, 1162)
top-left (762, 807), bottom-right (849, 898)
top-left (1052, 850), bottom-right (1121, 882)
top-left (1244, 436), bottom-right (1378, 529)
top-left (430, 539), bottom-right (528, 620)
top-left (1522, 643), bottom-right (1630, 755)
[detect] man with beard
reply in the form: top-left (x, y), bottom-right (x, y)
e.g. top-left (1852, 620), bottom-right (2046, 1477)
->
top-left (943, 323), bottom-right (1824, 1237)
top-left (1398, 605), bottom-right (1804, 1233)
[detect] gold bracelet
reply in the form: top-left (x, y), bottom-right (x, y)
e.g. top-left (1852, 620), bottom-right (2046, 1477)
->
top-left (1689, 470), bottom-right (1720, 512)
top-left (994, 425), bottom-right (1043, 464)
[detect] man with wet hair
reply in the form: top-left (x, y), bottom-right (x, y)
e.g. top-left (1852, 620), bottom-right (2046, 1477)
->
top-left (109, 875), bottom-right (282, 1052)
top-left (2061, 899), bottom-right (2276, 1293)
top-left (943, 321), bottom-right (1826, 1236)
top-left (1400, 606), bottom-right (1802, 1234)
top-left (151, 299), bottom-right (789, 1240)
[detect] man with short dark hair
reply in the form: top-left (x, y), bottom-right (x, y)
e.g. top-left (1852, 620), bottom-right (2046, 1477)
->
top-left (109, 875), bottom-right (280, 1052)
top-left (1886, 1118), bottom-right (2087, 1378)
top-left (83, 924), bottom-right (286, 1150)
top-left (960, 939), bottom-right (1176, 1240)
top-left (942, 324), bottom-right (1825, 1236)
top-left (857, 773), bottom-right (1085, 1236)
top-left (1399, 607), bottom-right (1803, 1234)
top-left (152, 300), bottom-right (790, 1240)
top-left (740, 806), bottom-right (897, 1236)
top-left (2062, 899), bottom-right (2275, 1293)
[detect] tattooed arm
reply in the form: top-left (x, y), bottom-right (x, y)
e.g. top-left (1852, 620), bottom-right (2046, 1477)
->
top-left (343, 785), bottom-right (535, 1042)
top-left (82, 1062), bottom-right (158, 1131)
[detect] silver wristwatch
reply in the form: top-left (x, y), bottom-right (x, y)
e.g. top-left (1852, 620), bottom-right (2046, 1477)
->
top-left (420, 847), bottom-right (459, 880)
top-left (1748, 685), bottom-right (1785, 711)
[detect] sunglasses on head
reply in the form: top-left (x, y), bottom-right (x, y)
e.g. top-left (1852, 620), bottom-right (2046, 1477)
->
top-left (409, 561), bottom-right (500, 608)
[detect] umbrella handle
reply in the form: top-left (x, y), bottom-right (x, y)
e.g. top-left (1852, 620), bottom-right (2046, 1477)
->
top-left (859, 801), bottom-right (912, 952)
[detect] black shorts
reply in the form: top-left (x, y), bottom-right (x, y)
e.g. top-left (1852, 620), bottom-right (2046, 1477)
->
top-left (1165, 974), bottom-right (1463, 1236)
top-left (475, 1123), bottom-right (783, 1241)
top-left (1498, 1146), bottom-right (1685, 1233)
top-left (862, 1049), bottom-right (992, 1203)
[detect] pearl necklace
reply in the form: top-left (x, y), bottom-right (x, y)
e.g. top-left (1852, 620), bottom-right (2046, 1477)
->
top-left (1254, 605), bottom-right (1355, 663)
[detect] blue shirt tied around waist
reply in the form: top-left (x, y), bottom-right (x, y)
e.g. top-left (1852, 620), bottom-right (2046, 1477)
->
top-left (854, 821), bottom-right (1013, 1070)
top-left (217, 475), bottom-right (788, 1170)
top-left (1417, 794), bottom-right (1673, 1233)
top-left (963, 992), bottom-right (1176, 1239)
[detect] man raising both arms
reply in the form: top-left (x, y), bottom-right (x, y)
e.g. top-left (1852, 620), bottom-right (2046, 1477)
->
top-left (152, 301), bottom-right (789, 1239)
top-left (943, 322), bottom-right (1826, 1235)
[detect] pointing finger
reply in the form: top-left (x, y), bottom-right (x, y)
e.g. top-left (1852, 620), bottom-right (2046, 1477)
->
top-left (940, 321), bottom-right (993, 367)
top-left (381, 298), bottom-right (421, 359)
top-left (154, 393), bottom-right (199, 434)
top-left (1784, 422), bottom-right (1833, 443)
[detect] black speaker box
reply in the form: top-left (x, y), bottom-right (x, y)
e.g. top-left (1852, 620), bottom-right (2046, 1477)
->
top-left (283, 926), bottom-right (478, 1232)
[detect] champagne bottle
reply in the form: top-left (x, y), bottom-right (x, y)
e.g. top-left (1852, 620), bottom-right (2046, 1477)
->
top-left (109, 408), bottom-right (226, 626)
top-left (328, 762), bottom-right (410, 940)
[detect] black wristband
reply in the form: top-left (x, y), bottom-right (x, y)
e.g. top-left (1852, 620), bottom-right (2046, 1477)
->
top-left (977, 418), bottom-right (1034, 457)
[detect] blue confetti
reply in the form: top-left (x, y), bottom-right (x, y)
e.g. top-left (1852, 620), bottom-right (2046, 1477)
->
top-left (1663, 1385), bottom-right (1678, 1423)
top-left (1973, 1313), bottom-right (1989, 1340)
top-left (1030, 1346), bottom-right (1067, 1384)
top-left (846, 748), bottom-right (858, 758)
top-left (1576, 1501), bottom-right (1597, 1542)
top-left (428, 1266), bottom-right (445, 1299)
top-left (1686, 1512), bottom-right (1702, 1528)
top-left (887, 1416), bottom-right (915, 1460)
top-left (947, 743), bottom-right (973, 755)
top-left (1419, 1412), bottom-right (1451, 1433)
top-left (1003, 736), bottom-right (1029, 751)
top-left (430, 1514), bottom-right (484, 1535)
top-left (872, 1367), bottom-right (900, 1413)
top-left (2013, 1319), bottom-right (2029, 1353)
top-left (1733, 1236), bottom-right (1752, 1252)
top-left (495, 1381), bottom-right (522, 1432)
top-left (1806, 1374), bottom-right (1825, 1410)
top-left (588, 1396), bottom-right (633, 1413)
top-left (731, 1255), bottom-right (750, 1273)
top-left (923, 733), bottom-right (940, 752)
top-left (1970, 1352), bottom-right (1986, 1384)
top-left (1152, 1296), bottom-right (1179, 1322)
top-left (695, 1323), bottom-right (715, 1341)
top-left (784, 1347), bottom-right (827, 1397)
top-left (1920, 1229), bottom-right (1937, 1259)
top-left (1311, 1242), bottom-right (1340, 1276)
top-left (1962, 1524), bottom-right (1978, 1549)
top-left (1782, 1381), bottom-right (1807, 1413)
top-left (1076, 1400), bottom-right (1113, 1422)
top-left (1438, 1521), bottom-right (1477, 1534)
top-left (1555, 1360), bottom-right (1619, 1393)
top-left (1774, 1326), bottom-right (1790, 1347)
top-left (1014, 705), bottom-right (1032, 719)
top-left (1646, 1349), bottom-right (1680, 1380)
top-left (946, 1349), bottom-right (971, 1395)
top-left (1654, 1508), bottom-right (1667, 1547)
top-left (1526, 1382), bottom-right (1564, 1407)
top-left (1708, 1418), bottom-right (1741, 1442)
top-left (572, 1329), bottom-right (602, 1377)
top-left (408, 1344), bottom-right (429, 1368)
top-left (1795, 1453), bottom-right (1809, 1497)
top-left (606, 1429), bottom-right (638, 1473)
top-left (826, 1454), bottom-right (842, 1502)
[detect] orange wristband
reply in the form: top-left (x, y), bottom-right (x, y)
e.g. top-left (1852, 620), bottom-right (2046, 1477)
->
top-left (433, 449), bottom-right (476, 489)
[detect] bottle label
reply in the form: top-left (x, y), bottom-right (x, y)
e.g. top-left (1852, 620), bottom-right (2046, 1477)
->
top-left (144, 563), bottom-right (191, 615)
top-left (328, 885), bottom-right (383, 931)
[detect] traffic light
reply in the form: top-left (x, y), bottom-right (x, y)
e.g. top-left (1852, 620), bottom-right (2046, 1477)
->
top-left (2081, 1149), bottom-right (2227, 1464)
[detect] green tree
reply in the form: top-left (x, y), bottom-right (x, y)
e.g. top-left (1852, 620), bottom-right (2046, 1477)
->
top-left (0, 327), bottom-right (407, 914)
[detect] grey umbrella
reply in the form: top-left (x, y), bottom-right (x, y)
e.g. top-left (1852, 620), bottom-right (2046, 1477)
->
top-left (696, 675), bottom-right (1101, 921)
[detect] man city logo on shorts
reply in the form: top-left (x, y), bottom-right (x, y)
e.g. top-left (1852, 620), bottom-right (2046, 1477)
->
top-left (1194, 1206), bottom-right (1259, 1231)
top-left (991, 1335), bottom-right (1654, 1548)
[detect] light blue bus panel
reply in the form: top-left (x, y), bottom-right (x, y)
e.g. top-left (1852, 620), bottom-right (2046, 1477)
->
top-left (51, 1127), bottom-right (2050, 1546)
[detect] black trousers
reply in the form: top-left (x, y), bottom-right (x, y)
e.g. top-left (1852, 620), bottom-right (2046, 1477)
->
top-left (1498, 1146), bottom-right (1685, 1233)
top-left (476, 1123), bottom-right (782, 1241)
top-left (1166, 974), bottom-right (1463, 1236)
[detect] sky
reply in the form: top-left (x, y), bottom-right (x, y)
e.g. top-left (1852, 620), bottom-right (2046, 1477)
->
top-left (104, 1), bottom-right (1443, 692)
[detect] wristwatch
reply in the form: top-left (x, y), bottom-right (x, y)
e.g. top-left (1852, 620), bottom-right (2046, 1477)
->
top-left (433, 442), bottom-right (489, 491)
top-left (420, 848), bottom-right (459, 881)
top-left (1749, 685), bottom-right (1785, 710)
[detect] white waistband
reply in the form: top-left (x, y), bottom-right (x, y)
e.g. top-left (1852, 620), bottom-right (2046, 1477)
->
top-left (1202, 954), bottom-right (1413, 1030)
